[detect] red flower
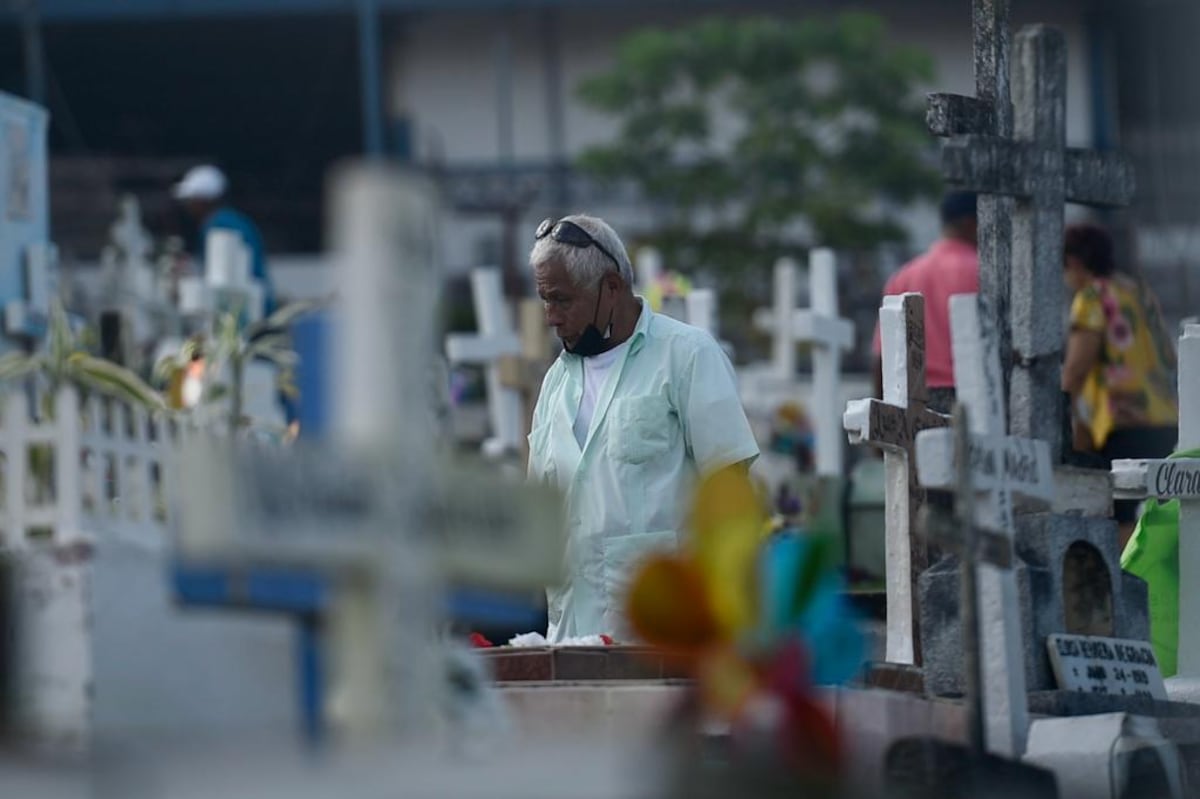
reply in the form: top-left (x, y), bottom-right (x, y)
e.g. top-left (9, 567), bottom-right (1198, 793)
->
top-left (468, 632), bottom-right (494, 648)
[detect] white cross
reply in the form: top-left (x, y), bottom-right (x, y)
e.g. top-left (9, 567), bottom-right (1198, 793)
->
top-left (1112, 324), bottom-right (1197, 696)
top-left (444, 268), bottom-right (524, 458)
top-left (844, 293), bottom-right (949, 664)
top-left (916, 293), bottom-right (1055, 758)
top-left (753, 253), bottom-right (854, 472)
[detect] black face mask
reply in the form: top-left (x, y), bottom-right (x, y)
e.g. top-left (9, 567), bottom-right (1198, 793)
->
top-left (564, 277), bottom-right (614, 357)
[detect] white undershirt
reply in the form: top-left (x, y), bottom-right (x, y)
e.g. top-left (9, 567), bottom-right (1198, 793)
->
top-left (573, 339), bottom-right (631, 447)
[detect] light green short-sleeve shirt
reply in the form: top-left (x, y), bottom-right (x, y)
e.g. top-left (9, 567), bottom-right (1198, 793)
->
top-left (527, 300), bottom-right (759, 641)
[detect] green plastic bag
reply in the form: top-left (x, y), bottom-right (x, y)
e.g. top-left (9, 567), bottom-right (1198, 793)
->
top-left (1120, 448), bottom-right (1200, 677)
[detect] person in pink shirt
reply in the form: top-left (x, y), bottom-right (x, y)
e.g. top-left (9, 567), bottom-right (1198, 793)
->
top-left (871, 192), bottom-right (979, 413)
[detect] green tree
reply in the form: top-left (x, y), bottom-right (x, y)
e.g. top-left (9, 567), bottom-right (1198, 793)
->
top-left (577, 13), bottom-right (939, 285)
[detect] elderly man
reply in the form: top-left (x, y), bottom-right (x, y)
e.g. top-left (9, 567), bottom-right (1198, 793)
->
top-left (526, 214), bottom-right (759, 642)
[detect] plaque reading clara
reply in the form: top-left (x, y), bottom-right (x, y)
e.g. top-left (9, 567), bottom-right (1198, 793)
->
top-left (1047, 634), bottom-right (1167, 700)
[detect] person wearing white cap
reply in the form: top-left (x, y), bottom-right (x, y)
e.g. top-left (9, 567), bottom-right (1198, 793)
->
top-left (173, 164), bottom-right (276, 317)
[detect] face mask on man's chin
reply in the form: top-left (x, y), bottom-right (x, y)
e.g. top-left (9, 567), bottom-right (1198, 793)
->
top-left (564, 275), bottom-right (615, 357)
top-left (564, 323), bottom-right (611, 357)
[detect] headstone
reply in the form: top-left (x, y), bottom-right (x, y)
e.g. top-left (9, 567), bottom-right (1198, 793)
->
top-left (444, 267), bottom-right (524, 459)
top-left (1113, 324), bottom-right (1200, 700)
top-left (938, 24), bottom-right (1135, 460)
top-left (843, 292), bottom-right (950, 664)
top-left (916, 293), bottom-right (1053, 756)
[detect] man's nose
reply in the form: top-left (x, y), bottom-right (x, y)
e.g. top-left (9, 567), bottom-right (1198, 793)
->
top-left (544, 304), bottom-right (563, 326)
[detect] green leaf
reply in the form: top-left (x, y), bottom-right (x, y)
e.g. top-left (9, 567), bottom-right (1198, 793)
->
top-left (67, 354), bottom-right (166, 411)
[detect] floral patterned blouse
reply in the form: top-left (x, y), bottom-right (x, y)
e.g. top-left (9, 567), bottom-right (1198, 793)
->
top-left (1069, 276), bottom-right (1178, 449)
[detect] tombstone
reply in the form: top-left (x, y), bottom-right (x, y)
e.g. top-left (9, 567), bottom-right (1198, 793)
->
top-left (918, 304), bottom-right (1149, 710)
top-left (916, 293), bottom-right (1055, 756)
top-left (935, 21), bottom-right (1134, 459)
top-left (1113, 323), bottom-right (1200, 700)
top-left (444, 267), bottom-right (525, 459)
top-left (843, 293), bottom-right (950, 665)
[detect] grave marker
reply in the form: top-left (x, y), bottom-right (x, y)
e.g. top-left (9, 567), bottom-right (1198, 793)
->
top-left (844, 293), bottom-right (949, 664)
top-left (916, 293), bottom-right (1051, 757)
top-left (754, 250), bottom-right (853, 476)
top-left (445, 268), bottom-right (524, 458)
top-left (939, 24), bottom-right (1135, 459)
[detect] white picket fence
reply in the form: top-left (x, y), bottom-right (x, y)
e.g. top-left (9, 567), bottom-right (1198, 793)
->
top-left (0, 384), bottom-right (181, 551)
top-left (4, 385), bottom-right (296, 748)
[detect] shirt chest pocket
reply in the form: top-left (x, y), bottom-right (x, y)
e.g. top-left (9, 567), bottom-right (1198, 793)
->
top-left (607, 395), bottom-right (673, 464)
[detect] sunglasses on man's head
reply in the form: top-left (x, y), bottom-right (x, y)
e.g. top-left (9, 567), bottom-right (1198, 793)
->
top-left (536, 218), bottom-right (621, 271)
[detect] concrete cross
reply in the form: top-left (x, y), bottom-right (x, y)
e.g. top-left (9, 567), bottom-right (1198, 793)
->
top-left (754, 256), bottom-right (800, 382)
top-left (497, 297), bottom-right (555, 449)
top-left (1112, 324), bottom-right (1198, 699)
top-left (635, 246), bottom-right (663, 294)
top-left (445, 268), bottom-right (525, 459)
top-left (916, 293), bottom-right (1057, 757)
top-left (684, 288), bottom-right (716, 337)
top-left (927, 0), bottom-right (1017, 414)
top-left (939, 25), bottom-right (1135, 461)
top-left (843, 292), bottom-right (950, 664)
top-left (754, 252), bottom-right (855, 472)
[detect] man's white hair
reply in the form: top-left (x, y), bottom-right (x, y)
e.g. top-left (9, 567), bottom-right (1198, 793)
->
top-left (529, 214), bottom-right (634, 287)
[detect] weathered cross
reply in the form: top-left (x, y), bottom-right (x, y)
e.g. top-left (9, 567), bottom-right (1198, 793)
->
top-left (843, 292), bottom-right (949, 664)
top-left (927, 0), bottom-right (1016, 408)
top-left (916, 293), bottom-right (1056, 757)
top-left (938, 24), bottom-right (1135, 460)
top-left (445, 267), bottom-right (525, 459)
top-left (754, 256), bottom-right (800, 382)
top-left (1112, 323), bottom-right (1198, 697)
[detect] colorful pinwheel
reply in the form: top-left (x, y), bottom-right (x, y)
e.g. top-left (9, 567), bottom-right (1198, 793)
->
top-left (625, 466), bottom-right (863, 781)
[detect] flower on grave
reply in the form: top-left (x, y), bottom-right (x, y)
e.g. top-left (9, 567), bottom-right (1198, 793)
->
top-left (624, 466), bottom-right (862, 783)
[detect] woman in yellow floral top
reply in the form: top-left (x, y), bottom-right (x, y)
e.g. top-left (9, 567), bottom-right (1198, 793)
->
top-left (1062, 224), bottom-right (1178, 545)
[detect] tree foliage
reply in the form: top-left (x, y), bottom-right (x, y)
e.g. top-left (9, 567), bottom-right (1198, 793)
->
top-left (577, 13), bottom-right (940, 282)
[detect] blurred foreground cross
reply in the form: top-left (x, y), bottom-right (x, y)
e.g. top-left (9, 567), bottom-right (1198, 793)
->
top-left (175, 164), bottom-right (564, 744)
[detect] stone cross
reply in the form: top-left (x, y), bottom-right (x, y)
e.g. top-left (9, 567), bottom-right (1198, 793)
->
top-left (1112, 324), bottom-right (1198, 696)
top-left (938, 24), bottom-right (1135, 461)
top-left (928, 0), bottom-right (1016, 410)
top-left (843, 292), bottom-right (950, 664)
top-left (497, 297), bottom-right (555, 447)
top-left (916, 293), bottom-right (1057, 757)
top-left (444, 268), bottom-right (525, 459)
